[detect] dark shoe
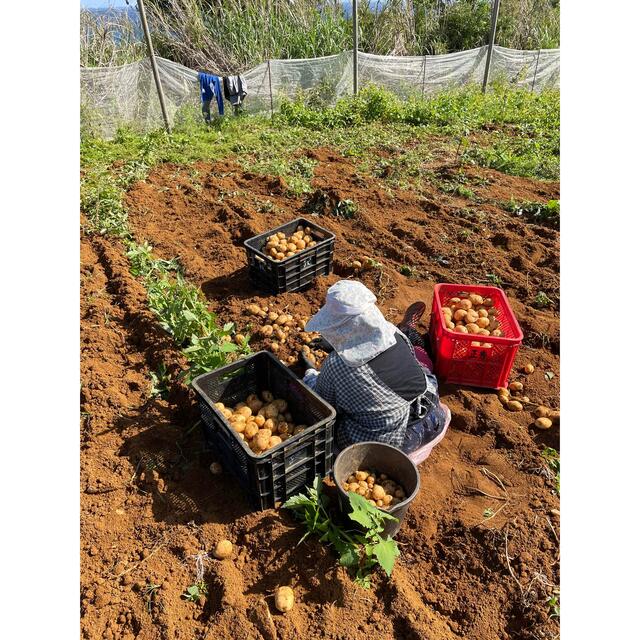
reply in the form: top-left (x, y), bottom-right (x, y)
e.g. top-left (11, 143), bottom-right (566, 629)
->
top-left (399, 301), bottom-right (426, 330)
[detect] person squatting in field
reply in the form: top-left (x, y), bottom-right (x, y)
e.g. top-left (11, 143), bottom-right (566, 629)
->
top-left (301, 280), bottom-right (450, 463)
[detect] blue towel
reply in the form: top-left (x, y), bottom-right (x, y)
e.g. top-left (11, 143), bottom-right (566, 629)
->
top-left (198, 72), bottom-right (224, 116)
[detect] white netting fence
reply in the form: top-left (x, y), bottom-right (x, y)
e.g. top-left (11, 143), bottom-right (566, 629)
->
top-left (81, 45), bottom-right (559, 138)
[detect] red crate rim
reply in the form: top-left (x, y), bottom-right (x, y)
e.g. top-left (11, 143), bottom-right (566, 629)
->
top-left (433, 283), bottom-right (523, 344)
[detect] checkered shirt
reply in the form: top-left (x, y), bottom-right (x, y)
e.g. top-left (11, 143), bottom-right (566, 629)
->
top-left (314, 331), bottom-right (439, 449)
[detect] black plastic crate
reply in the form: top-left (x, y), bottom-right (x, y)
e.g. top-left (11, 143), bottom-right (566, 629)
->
top-left (244, 217), bottom-right (335, 294)
top-left (192, 351), bottom-right (336, 510)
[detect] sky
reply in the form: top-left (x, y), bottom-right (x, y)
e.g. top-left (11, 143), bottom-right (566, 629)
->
top-left (81, 1), bottom-right (130, 8)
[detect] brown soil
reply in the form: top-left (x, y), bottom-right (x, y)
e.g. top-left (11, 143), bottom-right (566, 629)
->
top-left (81, 149), bottom-right (560, 640)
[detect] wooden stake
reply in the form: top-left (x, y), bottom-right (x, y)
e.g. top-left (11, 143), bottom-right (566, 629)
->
top-left (482, 0), bottom-right (501, 93)
top-left (137, 0), bottom-right (171, 133)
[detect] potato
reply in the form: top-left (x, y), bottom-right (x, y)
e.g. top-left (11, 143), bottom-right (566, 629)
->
top-left (506, 400), bottom-right (523, 412)
top-left (453, 309), bottom-right (467, 322)
top-left (491, 328), bottom-right (502, 337)
top-left (478, 329), bottom-right (491, 336)
top-left (449, 297), bottom-right (461, 305)
top-left (255, 435), bottom-right (270, 451)
top-left (261, 391), bottom-right (274, 403)
top-left (394, 488), bottom-right (406, 500)
top-left (237, 406), bottom-right (253, 419)
top-left (263, 418), bottom-right (275, 431)
top-left (355, 471), bottom-right (368, 481)
top-left (303, 235), bottom-right (312, 243)
top-left (509, 381), bottom-right (524, 392)
top-left (356, 486), bottom-right (367, 496)
top-left (478, 308), bottom-right (489, 318)
top-left (244, 423), bottom-right (259, 438)
top-left (382, 494), bottom-right (393, 506)
top-left (521, 396), bottom-right (530, 404)
top-left (294, 425), bottom-right (307, 434)
top-left (469, 293), bottom-right (484, 306)
top-left (214, 402), bottom-right (225, 411)
top-left (246, 304), bottom-right (265, 317)
top-left (269, 435), bottom-right (283, 448)
top-left (466, 323), bottom-right (480, 334)
top-left (459, 299), bottom-right (473, 310)
top-left (476, 317), bottom-right (490, 329)
top-left (222, 408), bottom-right (233, 419)
top-left (275, 252), bottom-right (285, 261)
top-left (372, 485), bottom-right (385, 501)
top-left (277, 232), bottom-right (286, 240)
top-left (257, 428), bottom-right (272, 440)
top-left (348, 482), bottom-right (359, 492)
top-left (358, 480), bottom-right (368, 489)
top-left (534, 406), bottom-right (549, 418)
top-left (259, 325), bottom-right (274, 337)
top-left (548, 410), bottom-right (560, 425)
top-left (274, 586), bottom-right (295, 613)
top-left (213, 539), bottom-right (233, 559)
top-left (454, 325), bottom-right (469, 333)
top-left (278, 422), bottom-right (291, 435)
top-left (446, 321), bottom-right (455, 330)
top-left (465, 310), bottom-right (479, 324)
top-left (273, 399), bottom-right (288, 412)
top-left (534, 417), bottom-right (553, 430)
top-left (294, 239), bottom-right (306, 250)
top-left (523, 363), bottom-right (535, 374)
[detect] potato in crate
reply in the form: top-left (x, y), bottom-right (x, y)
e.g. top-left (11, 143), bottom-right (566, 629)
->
top-left (429, 284), bottom-right (523, 389)
top-left (192, 351), bottom-right (336, 510)
top-left (244, 217), bottom-right (335, 294)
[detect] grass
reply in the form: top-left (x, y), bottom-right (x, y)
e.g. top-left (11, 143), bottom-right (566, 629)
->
top-left (82, 2), bottom-right (559, 71)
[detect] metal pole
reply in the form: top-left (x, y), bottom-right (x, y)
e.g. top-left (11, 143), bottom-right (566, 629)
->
top-left (137, 0), bottom-right (171, 133)
top-left (267, 59), bottom-right (274, 118)
top-left (531, 49), bottom-right (541, 92)
top-left (352, 0), bottom-right (358, 94)
top-left (481, 0), bottom-right (501, 93)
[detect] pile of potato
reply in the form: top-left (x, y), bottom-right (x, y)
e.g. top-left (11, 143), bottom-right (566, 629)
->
top-left (341, 469), bottom-right (406, 510)
top-left (263, 225), bottom-right (318, 262)
top-left (441, 292), bottom-right (503, 347)
top-left (214, 391), bottom-right (308, 455)
top-left (244, 303), bottom-right (327, 367)
top-left (497, 381), bottom-right (560, 429)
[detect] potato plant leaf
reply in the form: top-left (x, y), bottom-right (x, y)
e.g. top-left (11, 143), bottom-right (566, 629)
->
top-left (372, 537), bottom-right (400, 576)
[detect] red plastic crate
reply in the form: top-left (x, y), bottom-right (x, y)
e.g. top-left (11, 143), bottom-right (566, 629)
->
top-left (429, 283), bottom-right (523, 389)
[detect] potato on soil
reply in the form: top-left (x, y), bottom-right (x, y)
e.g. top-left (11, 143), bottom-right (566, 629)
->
top-left (506, 400), bottom-right (523, 412)
top-left (548, 410), bottom-right (560, 424)
top-left (213, 539), bottom-right (233, 559)
top-left (274, 586), bottom-right (295, 612)
top-left (534, 417), bottom-right (553, 430)
top-left (509, 381), bottom-right (524, 392)
top-left (534, 406), bottom-right (550, 418)
top-left (523, 363), bottom-right (535, 374)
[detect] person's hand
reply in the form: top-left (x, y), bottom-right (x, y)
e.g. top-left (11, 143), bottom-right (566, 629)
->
top-left (298, 349), bottom-right (319, 371)
top-left (310, 336), bottom-right (333, 353)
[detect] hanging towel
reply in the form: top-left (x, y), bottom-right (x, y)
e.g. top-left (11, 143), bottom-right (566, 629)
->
top-left (223, 75), bottom-right (248, 106)
top-left (198, 72), bottom-right (224, 116)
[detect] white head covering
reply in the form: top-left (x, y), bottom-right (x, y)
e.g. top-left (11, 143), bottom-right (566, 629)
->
top-left (306, 280), bottom-right (397, 367)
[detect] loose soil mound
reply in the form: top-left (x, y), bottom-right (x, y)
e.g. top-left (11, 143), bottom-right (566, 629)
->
top-left (81, 150), bottom-right (559, 640)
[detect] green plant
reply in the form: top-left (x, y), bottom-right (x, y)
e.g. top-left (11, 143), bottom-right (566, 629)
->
top-left (547, 595), bottom-right (560, 619)
top-left (283, 477), bottom-right (400, 588)
top-left (486, 273), bottom-right (502, 286)
top-left (541, 447), bottom-right (560, 495)
top-left (142, 582), bottom-right (162, 613)
top-left (182, 581), bottom-right (208, 603)
top-left (149, 363), bottom-right (171, 400)
top-left (505, 198), bottom-right (560, 228)
top-left (399, 265), bottom-right (416, 277)
top-left (334, 199), bottom-right (358, 219)
top-left (534, 291), bottom-right (553, 308)
top-left (483, 508), bottom-right (495, 519)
